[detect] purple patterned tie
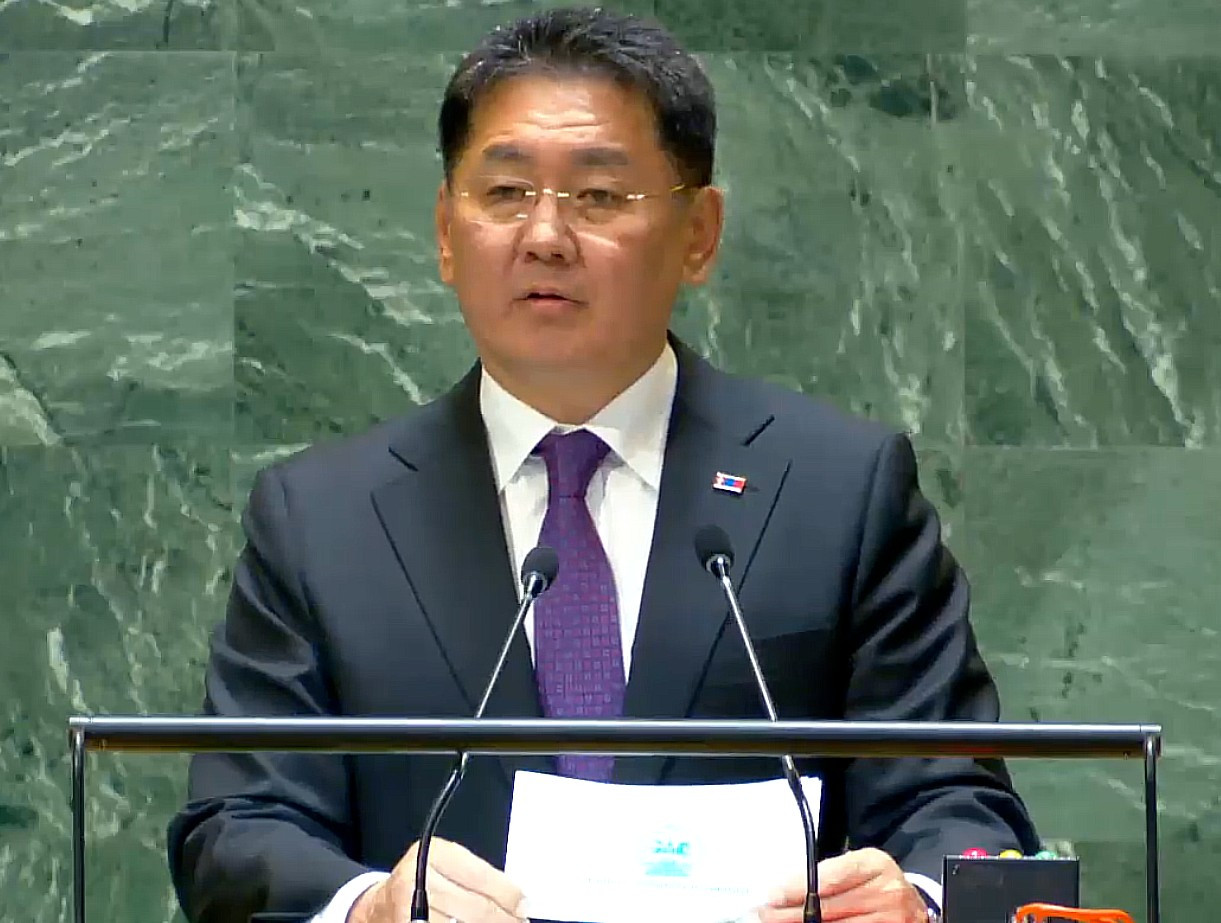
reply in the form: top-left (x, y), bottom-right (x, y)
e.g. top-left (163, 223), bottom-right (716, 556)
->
top-left (532, 430), bottom-right (625, 781)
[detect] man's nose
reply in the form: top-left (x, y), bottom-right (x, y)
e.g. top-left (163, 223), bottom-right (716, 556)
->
top-left (520, 190), bottom-right (577, 262)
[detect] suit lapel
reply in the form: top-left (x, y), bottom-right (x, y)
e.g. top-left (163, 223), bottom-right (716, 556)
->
top-left (371, 368), bottom-right (552, 784)
top-left (616, 346), bottom-right (790, 784)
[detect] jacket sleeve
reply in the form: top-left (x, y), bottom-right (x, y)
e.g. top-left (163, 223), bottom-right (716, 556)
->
top-left (842, 433), bottom-right (1041, 880)
top-left (167, 465), bottom-right (371, 923)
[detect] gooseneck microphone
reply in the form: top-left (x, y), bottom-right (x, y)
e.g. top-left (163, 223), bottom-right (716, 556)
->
top-left (409, 545), bottom-right (559, 923)
top-left (693, 524), bottom-right (822, 923)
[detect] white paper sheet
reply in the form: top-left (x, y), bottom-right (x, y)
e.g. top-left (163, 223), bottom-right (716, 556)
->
top-left (504, 771), bottom-right (822, 923)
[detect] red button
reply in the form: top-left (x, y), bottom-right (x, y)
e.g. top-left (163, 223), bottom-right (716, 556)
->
top-left (962, 848), bottom-right (989, 858)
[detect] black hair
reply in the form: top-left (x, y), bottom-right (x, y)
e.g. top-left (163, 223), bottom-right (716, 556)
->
top-left (438, 6), bottom-right (716, 188)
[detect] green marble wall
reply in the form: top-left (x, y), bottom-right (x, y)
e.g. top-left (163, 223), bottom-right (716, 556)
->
top-left (1, 1), bottom-right (1218, 920)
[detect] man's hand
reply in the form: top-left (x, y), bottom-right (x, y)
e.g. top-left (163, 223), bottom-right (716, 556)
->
top-left (347, 837), bottom-right (528, 923)
top-left (758, 848), bottom-right (929, 923)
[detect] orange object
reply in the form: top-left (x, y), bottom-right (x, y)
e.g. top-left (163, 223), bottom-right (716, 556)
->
top-left (1012, 904), bottom-right (1135, 923)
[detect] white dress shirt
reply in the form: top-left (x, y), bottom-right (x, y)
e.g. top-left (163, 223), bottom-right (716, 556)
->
top-left (311, 341), bottom-right (941, 920)
top-left (482, 341), bottom-right (677, 675)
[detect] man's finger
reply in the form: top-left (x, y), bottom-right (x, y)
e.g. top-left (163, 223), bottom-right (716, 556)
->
top-left (815, 849), bottom-right (889, 897)
top-left (761, 860), bottom-right (869, 908)
top-left (759, 893), bottom-right (898, 923)
top-left (819, 914), bottom-right (896, 923)
top-left (759, 905), bottom-right (899, 923)
top-left (816, 881), bottom-right (905, 921)
top-left (757, 906), bottom-right (805, 923)
top-left (424, 864), bottom-right (526, 923)
top-left (762, 851), bottom-right (895, 912)
top-left (427, 838), bottom-right (526, 917)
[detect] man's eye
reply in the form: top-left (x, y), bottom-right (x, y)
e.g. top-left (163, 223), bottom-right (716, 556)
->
top-left (578, 188), bottom-right (626, 208)
top-left (486, 185), bottom-right (530, 202)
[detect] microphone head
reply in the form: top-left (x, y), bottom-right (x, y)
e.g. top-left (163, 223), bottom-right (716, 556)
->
top-left (521, 545), bottom-right (559, 593)
top-left (694, 524), bottom-right (734, 572)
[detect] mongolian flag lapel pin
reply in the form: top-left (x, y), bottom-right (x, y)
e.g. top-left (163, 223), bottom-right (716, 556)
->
top-left (712, 471), bottom-right (747, 495)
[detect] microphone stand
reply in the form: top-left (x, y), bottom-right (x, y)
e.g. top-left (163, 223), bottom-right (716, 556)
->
top-left (409, 566), bottom-right (551, 922)
top-left (707, 551), bottom-right (822, 923)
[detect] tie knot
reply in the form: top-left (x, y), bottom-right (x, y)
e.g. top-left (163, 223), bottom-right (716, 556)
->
top-left (534, 429), bottom-right (611, 499)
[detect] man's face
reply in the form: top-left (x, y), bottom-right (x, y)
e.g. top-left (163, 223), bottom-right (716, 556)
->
top-left (436, 74), bottom-right (723, 395)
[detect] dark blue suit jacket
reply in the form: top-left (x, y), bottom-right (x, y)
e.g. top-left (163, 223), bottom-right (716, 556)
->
top-left (167, 340), bottom-right (1038, 922)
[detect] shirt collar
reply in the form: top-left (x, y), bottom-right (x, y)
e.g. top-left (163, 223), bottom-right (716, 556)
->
top-left (480, 342), bottom-right (677, 493)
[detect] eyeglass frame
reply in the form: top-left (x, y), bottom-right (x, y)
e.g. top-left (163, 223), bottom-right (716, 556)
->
top-left (452, 180), bottom-right (696, 227)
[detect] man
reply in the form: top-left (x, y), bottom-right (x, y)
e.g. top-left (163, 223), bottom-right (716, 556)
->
top-left (168, 7), bottom-right (1039, 923)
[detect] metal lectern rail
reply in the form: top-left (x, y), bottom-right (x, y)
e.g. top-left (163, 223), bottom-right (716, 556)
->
top-left (67, 718), bottom-right (1163, 923)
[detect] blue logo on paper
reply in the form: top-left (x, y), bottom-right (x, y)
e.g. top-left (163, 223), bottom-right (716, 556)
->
top-left (644, 835), bottom-right (693, 878)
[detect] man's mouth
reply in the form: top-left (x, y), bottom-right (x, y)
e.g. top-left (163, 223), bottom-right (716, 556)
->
top-left (522, 291), bottom-right (581, 304)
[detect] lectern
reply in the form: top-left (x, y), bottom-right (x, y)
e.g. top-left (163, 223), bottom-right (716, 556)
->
top-left (67, 717), bottom-right (1163, 923)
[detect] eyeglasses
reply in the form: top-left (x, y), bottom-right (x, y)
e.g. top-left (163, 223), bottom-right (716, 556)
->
top-left (456, 181), bottom-right (691, 228)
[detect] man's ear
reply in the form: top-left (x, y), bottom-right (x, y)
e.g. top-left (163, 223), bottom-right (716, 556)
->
top-left (436, 180), bottom-right (454, 285)
top-left (682, 185), bottom-right (725, 286)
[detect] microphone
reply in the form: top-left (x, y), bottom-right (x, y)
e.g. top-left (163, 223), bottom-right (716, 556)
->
top-left (409, 545), bottom-right (559, 923)
top-left (694, 524), bottom-right (822, 923)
